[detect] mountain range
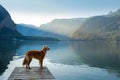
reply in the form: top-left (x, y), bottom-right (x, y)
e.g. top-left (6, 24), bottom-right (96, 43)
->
top-left (1, 4), bottom-right (120, 41)
top-left (0, 5), bottom-right (58, 41)
top-left (71, 9), bottom-right (120, 40)
top-left (16, 24), bottom-right (68, 40)
top-left (0, 5), bottom-right (22, 40)
top-left (40, 18), bottom-right (86, 37)
top-left (39, 9), bottom-right (120, 40)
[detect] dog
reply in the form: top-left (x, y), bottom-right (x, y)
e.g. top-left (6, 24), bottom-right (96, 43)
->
top-left (23, 45), bottom-right (50, 69)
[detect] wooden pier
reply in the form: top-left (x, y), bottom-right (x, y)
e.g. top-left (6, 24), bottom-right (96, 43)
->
top-left (8, 67), bottom-right (55, 80)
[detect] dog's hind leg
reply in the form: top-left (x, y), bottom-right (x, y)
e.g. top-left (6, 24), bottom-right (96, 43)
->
top-left (26, 64), bottom-right (28, 69)
top-left (28, 58), bottom-right (32, 69)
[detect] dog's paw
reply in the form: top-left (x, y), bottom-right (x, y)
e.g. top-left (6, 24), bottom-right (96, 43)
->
top-left (28, 67), bottom-right (31, 69)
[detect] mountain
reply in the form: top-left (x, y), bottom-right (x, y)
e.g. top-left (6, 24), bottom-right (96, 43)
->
top-left (16, 24), bottom-right (68, 40)
top-left (107, 9), bottom-right (120, 17)
top-left (0, 5), bottom-right (22, 40)
top-left (16, 24), bottom-right (40, 36)
top-left (40, 18), bottom-right (86, 37)
top-left (71, 9), bottom-right (120, 40)
top-left (0, 5), bottom-right (57, 41)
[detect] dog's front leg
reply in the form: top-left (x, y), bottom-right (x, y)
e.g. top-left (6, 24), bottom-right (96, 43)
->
top-left (39, 60), bottom-right (43, 69)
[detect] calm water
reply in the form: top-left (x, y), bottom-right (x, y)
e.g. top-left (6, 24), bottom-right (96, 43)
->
top-left (0, 40), bottom-right (120, 80)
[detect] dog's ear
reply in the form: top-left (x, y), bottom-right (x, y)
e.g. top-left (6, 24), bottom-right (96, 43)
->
top-left (42, 45), bottom-right (47, 49)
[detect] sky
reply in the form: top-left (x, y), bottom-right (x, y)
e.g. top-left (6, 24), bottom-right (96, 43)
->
top-left (0, 0), bottom-right (120, 26)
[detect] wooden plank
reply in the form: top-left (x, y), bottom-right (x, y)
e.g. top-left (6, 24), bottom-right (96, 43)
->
top-left (8, 67), bottom-right (55, 80)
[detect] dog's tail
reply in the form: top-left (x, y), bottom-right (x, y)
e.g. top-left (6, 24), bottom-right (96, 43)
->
top-left (23, 56), bottom-right (27, 66)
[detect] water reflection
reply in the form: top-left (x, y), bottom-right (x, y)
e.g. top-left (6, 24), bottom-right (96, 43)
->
top-left (0, 41), bottom-right (21, 75)
top-left (71, 41), bottom-right (120, 68)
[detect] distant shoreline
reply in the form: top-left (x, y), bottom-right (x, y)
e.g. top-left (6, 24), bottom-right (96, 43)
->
top-left (0, 36), bottom-right (59, 41)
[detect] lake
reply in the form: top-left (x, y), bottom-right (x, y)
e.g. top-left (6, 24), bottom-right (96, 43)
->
top-left (0, 40), bottom-right (120, 80)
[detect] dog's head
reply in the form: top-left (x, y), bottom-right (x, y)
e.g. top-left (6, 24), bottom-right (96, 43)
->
top-left (43, 45), bottom-right (50, 50)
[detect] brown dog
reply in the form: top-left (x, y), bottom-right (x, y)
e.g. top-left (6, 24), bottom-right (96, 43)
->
top-left (23, 45), bottom-right (50, 69)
